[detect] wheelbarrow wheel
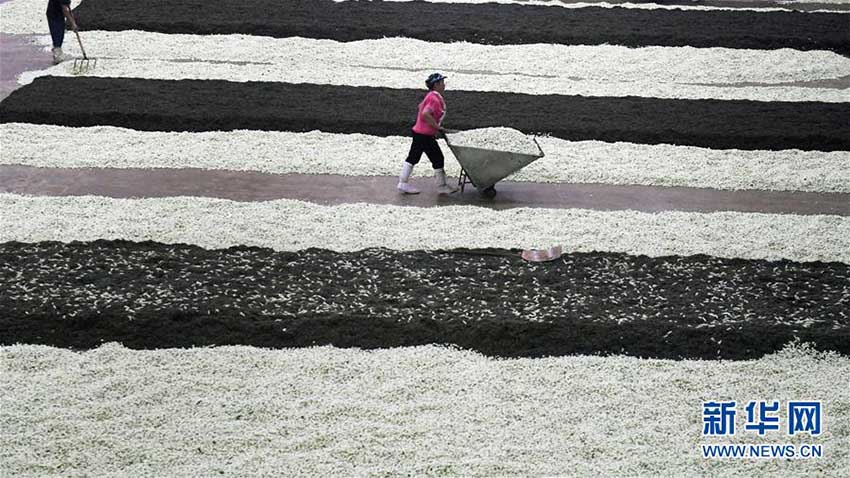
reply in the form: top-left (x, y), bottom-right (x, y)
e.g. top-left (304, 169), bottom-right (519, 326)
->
top-left (481, 186), bottom-right (497, 199)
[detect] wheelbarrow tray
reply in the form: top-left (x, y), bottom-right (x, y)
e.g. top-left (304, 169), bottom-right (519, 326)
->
top-left (445, 134), bottom-right (545, 191)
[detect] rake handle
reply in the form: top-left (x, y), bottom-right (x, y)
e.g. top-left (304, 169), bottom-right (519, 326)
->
top-left (74, 31), bottom-right (88, 60)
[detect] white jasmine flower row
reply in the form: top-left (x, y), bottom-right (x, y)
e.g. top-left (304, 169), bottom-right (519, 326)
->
top-left (373, 0), bottom-right (850, 12)
top-left (2, 193), bottom-right (848, 263)
top-left (2, 342), bottom-right (847, 476)
top-left (19, 32), bottom-right (850, 103)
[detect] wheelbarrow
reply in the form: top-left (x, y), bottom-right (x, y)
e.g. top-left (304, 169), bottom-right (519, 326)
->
top-left (444, 130), bottom-right (545, 198)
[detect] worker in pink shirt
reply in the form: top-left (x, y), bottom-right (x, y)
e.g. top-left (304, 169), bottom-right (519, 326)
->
top-left (397, 73), bottom-right (458, 195)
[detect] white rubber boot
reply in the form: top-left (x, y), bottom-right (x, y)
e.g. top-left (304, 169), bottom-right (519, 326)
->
top-left (434, 168), bottom-right (458, 195)
top-left (52, 47), bottom-right (65, 64)
top-left (397, 162), bottom-right (420, 194)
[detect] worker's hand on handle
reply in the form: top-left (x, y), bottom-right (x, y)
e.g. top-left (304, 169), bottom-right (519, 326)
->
top-left (63, 5), bottom-right (78, 32)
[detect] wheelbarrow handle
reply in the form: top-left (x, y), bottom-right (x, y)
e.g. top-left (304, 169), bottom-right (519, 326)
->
top-left (532, 137), bottom-right (545, 158)
top-left (74, 31), bottom-right (88, 60)
top-left (440, 128), bottom-right (460, 143)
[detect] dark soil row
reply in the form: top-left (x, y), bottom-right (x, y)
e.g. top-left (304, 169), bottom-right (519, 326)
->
top-left (71, 0), bottom-right (850, 54)
top-left (2, 77), bottom-right (848, 151)
top-left (1, 240), bottom-right (847, 360)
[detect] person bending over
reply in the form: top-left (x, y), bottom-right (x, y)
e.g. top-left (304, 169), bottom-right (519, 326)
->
top-left (46, 0), bottom-right (78, 64)
top-left (397, 73), bottom-right (459, 195)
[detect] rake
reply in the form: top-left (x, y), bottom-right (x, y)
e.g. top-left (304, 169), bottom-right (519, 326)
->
top-left (72, 30), bottom-right (97, 74)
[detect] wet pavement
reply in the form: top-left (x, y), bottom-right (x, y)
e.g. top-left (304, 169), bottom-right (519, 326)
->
top-left (2, 165), bottom-right (848, 216)
top-left (0, 33), bottom-right (50, 102)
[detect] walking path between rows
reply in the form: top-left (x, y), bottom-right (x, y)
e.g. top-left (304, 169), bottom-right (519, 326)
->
top-left (3, 165), bottom-right (848, 216)
top-left (0, 34), bottom-right (50, 102)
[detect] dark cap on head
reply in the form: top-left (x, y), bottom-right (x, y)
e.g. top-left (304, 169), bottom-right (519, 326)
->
top-left (426, 73), bottom-right (447, 89)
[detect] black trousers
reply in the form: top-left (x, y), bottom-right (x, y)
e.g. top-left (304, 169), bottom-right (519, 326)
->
top-left (47, 15), bottom-right (65, 48)
top-left (405, 132), bottom-right (444, 170)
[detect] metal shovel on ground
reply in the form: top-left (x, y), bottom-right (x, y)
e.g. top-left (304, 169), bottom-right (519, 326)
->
top-left (72, 30), bottom-right (97, 74)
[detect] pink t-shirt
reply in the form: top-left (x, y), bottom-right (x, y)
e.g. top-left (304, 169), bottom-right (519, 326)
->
top-left (412, 91), bottom-right (445, 136)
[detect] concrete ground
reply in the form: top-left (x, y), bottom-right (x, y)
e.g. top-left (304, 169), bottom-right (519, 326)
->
top-left (2, 164), bottom-right (848, 215)
top-left (0, 33), bottom-right (51, 102)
